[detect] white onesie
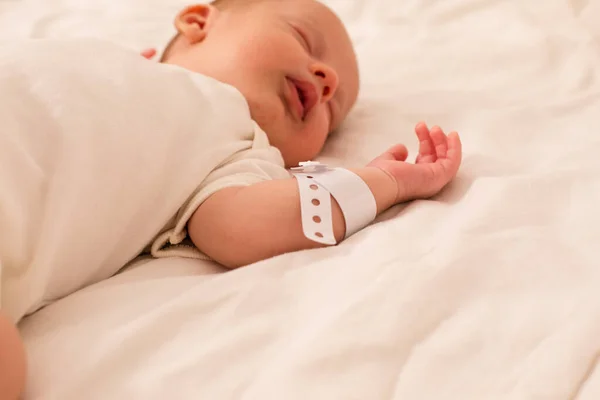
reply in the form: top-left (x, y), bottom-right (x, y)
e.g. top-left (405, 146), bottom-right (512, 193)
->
top-left (0, 39), bottom-right (290, 323)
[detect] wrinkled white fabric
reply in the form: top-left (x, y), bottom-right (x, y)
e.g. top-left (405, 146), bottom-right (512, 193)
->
top-left (0, 38), bottom-right (287, 322)
top-left (2, 0), bottom-right (600, 399)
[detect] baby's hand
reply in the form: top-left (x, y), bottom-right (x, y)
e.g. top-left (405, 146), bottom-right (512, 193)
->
top-left (140, 48), bottom-right (157, 60)
top-left (367, 123), bottom-right (462, 203)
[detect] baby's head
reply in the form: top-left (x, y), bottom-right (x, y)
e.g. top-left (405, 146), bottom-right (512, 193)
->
top-left (162, 0), bottom-right (359, 166)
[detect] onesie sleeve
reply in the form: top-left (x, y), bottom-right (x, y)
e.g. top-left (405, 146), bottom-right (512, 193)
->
top-left (150, 122), bottom-right (291, 260)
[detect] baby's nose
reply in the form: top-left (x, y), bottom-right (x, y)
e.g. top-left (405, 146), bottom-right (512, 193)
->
top-left (311, 62), bottom-right (339, 102)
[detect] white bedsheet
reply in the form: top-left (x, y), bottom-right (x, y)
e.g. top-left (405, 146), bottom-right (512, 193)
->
top-left (2, 0), bottom-right (600, 398)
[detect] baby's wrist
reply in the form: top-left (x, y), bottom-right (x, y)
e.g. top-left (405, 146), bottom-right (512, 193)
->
top-left (350, 167), bottom-right (398, 213)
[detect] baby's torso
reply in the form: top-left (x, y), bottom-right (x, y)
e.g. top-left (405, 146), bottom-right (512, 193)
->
top-left (0, 38), bottom-right (279, 322)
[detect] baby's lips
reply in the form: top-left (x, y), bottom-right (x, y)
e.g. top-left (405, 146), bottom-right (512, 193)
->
top-left (289, 77), bottom-right (319, 118)
top-left (285, 77), bottom-right (305, 121)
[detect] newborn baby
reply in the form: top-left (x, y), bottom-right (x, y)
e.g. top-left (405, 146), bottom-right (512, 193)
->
top-left (153, 0), bottom-right (462, 264)
top-left (0, 0), bottom-right (461, 398)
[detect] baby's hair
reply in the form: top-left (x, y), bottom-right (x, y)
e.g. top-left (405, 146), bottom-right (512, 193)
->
top-left (161, 0), bottom-right (266, 61)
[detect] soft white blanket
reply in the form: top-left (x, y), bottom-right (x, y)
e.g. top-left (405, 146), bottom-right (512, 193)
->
top-left (0, 38), bottom-right (283, 322)
top-left (1, 0), bottom-right (600, 399)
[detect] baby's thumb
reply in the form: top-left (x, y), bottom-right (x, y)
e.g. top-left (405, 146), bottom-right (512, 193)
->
top-left (375, 144), bottom-right (408, 162)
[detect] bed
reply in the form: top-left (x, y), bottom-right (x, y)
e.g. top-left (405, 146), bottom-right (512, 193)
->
top-left (2, 0), bottom-right (600, 398)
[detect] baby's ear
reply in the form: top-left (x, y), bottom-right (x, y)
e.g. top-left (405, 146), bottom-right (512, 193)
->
top-left (174, 4), bottom-right (219, 44)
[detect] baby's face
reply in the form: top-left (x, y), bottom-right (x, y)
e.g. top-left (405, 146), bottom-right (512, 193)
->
top-left (165, 0), bottom-right (359, 167)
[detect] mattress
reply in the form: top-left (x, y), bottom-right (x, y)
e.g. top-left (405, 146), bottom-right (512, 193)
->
top-left (2, 0), bottom-right (600, 398)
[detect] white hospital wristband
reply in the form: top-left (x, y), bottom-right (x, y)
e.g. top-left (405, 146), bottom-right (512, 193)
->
top-left (291, 161), bottom-right (377, 245)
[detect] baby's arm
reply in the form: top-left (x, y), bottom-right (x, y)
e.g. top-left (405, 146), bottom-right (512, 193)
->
top-left (188, 123), bottom-right (462, 268)
top-left (189, 167), bottom-right (396, 267)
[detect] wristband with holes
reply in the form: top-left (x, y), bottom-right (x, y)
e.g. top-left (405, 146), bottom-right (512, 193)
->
top-left (291, 161), bottom-right (378, 245)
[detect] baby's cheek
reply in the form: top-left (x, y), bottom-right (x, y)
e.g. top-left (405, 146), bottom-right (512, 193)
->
top-left (299, 120), bottom-right (329, 159)
top-left (245, 96), bottom-right (291, 151)
top-left (235, 40), bottom-right (282, 72)
top-left (247, 96), bottom-right (284, 127)
top-left (314, 110), bottom-right (331, 146)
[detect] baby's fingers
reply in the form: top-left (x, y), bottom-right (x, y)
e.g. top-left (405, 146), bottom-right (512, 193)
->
top-left (141, 48), bottom-right (157, 60)
top-left (430, 126), bottom-right (448, 159)
top-left (384, 144), bottom-right (409, 162)
top-left (368, 144), bottom-right (409, 165)
top-left (415, 122), bottom-right (435, 163)
top-left (438, 131), bottom-right (462, 177)
top-left (447, 131), bottom-right (462, 167)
